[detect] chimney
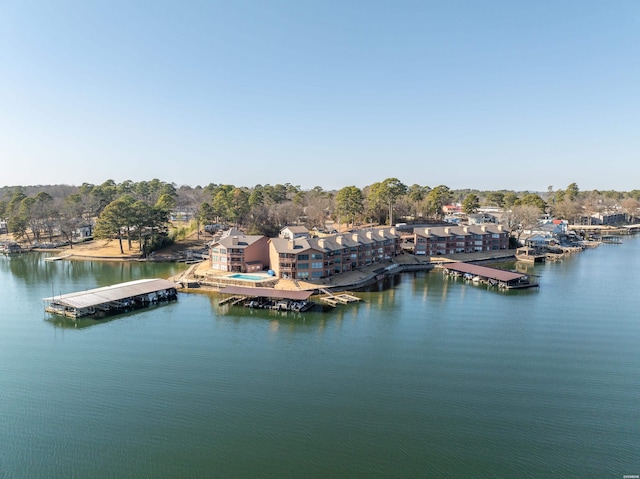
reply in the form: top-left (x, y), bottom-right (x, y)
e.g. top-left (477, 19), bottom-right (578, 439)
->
top-left (318, 239), bottom-right (326, 248)
top-left (481, 225), bottom-right (487, 232)
top-left (366, 231), bottom-right (374, 239)
top-left (424, 228), bottom-right (430, 236)
top-left (352, 233), bottom-right (359, 243)
top-left (498, 225), bottom-right (503, 232)
top-left (232, 236), bottom-right (239, 245)
top-left (444, 227), bottom-right (451, 235)
top-left (336, 236), bottom-right (343, 245)
top-left (463, 226), bottom-right (469, 233)
top-left (289, 239), bottom-right (295, 249)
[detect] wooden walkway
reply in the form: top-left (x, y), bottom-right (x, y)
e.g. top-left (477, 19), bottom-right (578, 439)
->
top-left (319, 288), bottom-right (362, 307)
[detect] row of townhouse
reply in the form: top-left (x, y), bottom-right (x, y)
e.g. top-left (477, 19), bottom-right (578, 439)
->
top-left (209, 224), bottom-right (509, 279)
top-left (269, 228), bottom-right (400, 280)
top-left (209, 227), bottom-right (400, 280)
top-left (411, 225), bottom-right (509, 256)
top-left (575, 211), bottom-right (628, 226)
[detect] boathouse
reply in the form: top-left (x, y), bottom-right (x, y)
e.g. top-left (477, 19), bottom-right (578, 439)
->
top-left (43, 278), bottom-right (178, 318)
top-left (218, 285), bottom-right (314, 311)
top-left (443, 262), bottom-right (538, 289)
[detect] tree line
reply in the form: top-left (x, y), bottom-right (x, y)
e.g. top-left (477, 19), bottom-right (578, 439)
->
top-left (1, 179), bottom-right (639, 253)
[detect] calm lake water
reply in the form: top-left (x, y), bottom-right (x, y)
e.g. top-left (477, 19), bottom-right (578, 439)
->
top-left (1, 239), bottom-right (639, 478)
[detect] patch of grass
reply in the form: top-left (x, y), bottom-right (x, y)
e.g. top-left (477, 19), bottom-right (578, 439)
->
top-left (168, 221), bottom-right (198, 242)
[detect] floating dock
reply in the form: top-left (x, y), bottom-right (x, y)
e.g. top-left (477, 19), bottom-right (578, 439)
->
top-left (442, 262), bottom-right (539, 289)
top-left (43, 278), bottom-right (178, 318)
top-left (318, 288), bottom-right (362, 307)
top-left (45, 253), bottom-right (72, 262)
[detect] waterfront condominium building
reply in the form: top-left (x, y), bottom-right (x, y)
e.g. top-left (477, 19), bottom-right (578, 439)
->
top-left (209, 229), bottom-right (270, 273)
top-left (268, 227), bottom-right (400, 280)
top-left (412, 225), bottom-right (509, 256)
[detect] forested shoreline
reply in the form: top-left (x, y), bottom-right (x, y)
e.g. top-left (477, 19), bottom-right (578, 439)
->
top-left (2, 179), bottom-right (639, 254)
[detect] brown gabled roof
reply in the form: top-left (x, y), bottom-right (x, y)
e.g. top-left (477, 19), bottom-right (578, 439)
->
top-left (445, 263), bottom-right (525, 282)
top-left (219, 285), bottom-right (312, 300)
top-left (269, 237), bottom-right (313, 253)
top-left (215, 234), bottom-right (266, 249)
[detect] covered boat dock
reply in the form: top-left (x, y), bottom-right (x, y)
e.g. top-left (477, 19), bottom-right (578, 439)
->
top-left (442, 262), bottom-right (538, 289)
top-left (218, 285), bottom-right (315, 311)
top-left (43, 278), bottom-right (178, 318)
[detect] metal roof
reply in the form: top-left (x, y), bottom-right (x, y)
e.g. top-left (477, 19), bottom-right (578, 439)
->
top-left (444, 262), bottom-right (525, 282)
top-left (219, 285), bottom-right (313, 300)
top-left (43, 278), bottom-right (177, 309)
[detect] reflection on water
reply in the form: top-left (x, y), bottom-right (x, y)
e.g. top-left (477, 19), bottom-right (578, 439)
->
top-left (2, 240), bottom-right (640, 478)
top-left (45, 300), bottom-right (181, 329)
top-left (2, 252), bottom-right (185, 289)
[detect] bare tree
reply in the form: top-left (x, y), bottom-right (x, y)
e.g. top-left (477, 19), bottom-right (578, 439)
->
top-left (505, 205), bottom-right (541, 243)
top-left (621, 198), bottom-right (640, 223)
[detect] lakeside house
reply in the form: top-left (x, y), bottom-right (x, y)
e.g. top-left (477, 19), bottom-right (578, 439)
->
top-left (442, 204), bottom-right (463, 215)
top-left (278, 226), bottom-right (311, 240)
top-left (468, 213), bottom-right (498, 225)
top-left (74, 224), bottom-right (94, 240)
top-left (520, 220), bottom-right (568, 247)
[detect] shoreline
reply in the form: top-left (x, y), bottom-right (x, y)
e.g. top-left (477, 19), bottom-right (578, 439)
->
top-left (180, 250), bottom-right (517, 294)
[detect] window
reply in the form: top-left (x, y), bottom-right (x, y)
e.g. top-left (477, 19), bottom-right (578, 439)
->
top-left (312, 262), bottom-right (322, 269)
top-left (298, 263), bottom-right (309, 269)
top-left (311, 253), bottom-right (323, 260)
top-left (297, 272), bottom-right (309, 279)
top-left (297, 254), bottom-right (309, 260)
top-left (312, 271), bottom-right (323, 279)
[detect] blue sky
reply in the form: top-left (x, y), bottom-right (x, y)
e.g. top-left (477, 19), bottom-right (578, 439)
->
top-left (1, 0), bottom-right (638, 192)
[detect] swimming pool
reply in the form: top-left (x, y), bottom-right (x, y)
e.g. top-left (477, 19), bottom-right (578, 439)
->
top-left (228, 274), bottom-right (268, 281)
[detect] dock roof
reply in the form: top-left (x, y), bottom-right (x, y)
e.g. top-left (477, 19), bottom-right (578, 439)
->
top-left (219, 285), bottom-right (312, 300)
top-left (444, 262), bottom-right (525, 282)
top-left (43, 278), bottom-right (177, 309)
